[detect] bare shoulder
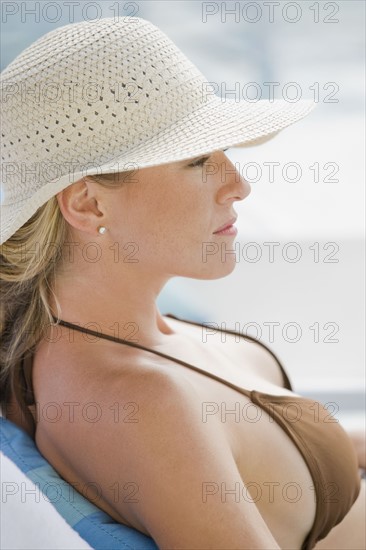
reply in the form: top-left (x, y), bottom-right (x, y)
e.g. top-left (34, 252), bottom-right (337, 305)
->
top-left (35, 357), bottom-right (280, 549)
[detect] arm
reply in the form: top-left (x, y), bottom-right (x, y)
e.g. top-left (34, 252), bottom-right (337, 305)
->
top-left (115, 371), bottom-right (281, 549)
top-left (53, 369), bottom-right (281, 550)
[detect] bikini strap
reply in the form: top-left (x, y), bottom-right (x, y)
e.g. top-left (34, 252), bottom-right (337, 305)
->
top-left (165, 313), bottom-right (293, 391)
top-left (22, 352), bottom-right (36, 406)
top-left (51, 315), bottom-right (255, 398)
top-left (10, 352), bottom-right (36, 438)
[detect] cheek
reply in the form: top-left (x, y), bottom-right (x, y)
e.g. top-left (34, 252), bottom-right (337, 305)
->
top-left (136, 186), bottom-right (188, 235)
top-left (112, 178), bottom-right (213, 263)
top-left (110, 192), bottom-right (180, 260)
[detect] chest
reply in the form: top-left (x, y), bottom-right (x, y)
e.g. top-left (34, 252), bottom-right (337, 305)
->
top-left (149, 327), bottom-right (318, 547)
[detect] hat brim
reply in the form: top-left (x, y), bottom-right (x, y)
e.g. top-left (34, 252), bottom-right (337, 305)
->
top-left (1, 96), bottom-right (316, 245)
top-left (92, 96), bottom-right (317, 172)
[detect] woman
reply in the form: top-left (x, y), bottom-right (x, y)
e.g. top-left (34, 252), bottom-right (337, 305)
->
top-left (0, 16), bottom-right (364, 550)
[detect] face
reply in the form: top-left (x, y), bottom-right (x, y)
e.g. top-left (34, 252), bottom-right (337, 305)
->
top-left (101, 149), bottom-right (251, 280)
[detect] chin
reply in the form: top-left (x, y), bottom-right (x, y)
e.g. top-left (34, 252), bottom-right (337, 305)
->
top-left (206, 261), bottom-right (237, 280)
top-left (186, 256), bottom-right (238, 281)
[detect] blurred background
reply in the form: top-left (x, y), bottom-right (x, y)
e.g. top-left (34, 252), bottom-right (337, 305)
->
top-left (1, 0), bottom-right (365, 428)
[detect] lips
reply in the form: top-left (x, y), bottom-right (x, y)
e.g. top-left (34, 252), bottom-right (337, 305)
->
top-left (213, 217), bottom-right (237, 234)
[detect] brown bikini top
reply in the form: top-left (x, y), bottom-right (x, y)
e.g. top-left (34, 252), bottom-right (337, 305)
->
top-left (13, 313), bottom-right (361, 550)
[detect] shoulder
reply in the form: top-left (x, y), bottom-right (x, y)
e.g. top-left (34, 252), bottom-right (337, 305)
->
top-left (36, 362), bottom-right (279, 548)
top-left (33, 343), bottom-right (281, 547)
top-left (35, 360), bottom-right (227, 516)
top-left (33, 334), bottom-right (225, 441)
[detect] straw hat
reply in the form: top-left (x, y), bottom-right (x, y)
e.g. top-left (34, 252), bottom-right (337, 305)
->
top-left (0, 16), bottom-right (316, 245)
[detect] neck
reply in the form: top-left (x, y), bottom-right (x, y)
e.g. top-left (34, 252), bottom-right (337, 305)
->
top-left (49, 259), bottom-right (176, 347)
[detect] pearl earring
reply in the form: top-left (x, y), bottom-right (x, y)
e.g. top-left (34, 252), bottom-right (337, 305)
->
top-left (97, 226), bottom-right (106, 235)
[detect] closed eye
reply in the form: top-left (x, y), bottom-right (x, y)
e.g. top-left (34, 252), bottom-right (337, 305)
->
top-left (188, 147), bottom-right (228, 168)
top-left (188, 156), bottom-right (210, 168)
top-left (187, 148), bottom-right (229, 168)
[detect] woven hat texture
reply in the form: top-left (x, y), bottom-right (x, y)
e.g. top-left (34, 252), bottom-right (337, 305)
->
top-left (0, 16), bottom-right (316, 245)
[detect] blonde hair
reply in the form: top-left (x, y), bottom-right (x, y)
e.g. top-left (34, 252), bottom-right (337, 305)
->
top-left (0, 172), bottom-right (129, 435)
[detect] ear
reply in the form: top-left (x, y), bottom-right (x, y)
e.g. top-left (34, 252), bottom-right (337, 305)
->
top-left (56, 178), bottom-right (105, 237)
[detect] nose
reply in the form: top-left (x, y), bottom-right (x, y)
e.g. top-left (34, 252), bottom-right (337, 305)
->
top-left (216, 153), bottom-right (251, 203)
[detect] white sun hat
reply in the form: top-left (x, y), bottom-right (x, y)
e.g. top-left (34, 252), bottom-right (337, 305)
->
top-left (0, 16), bottom-right (316, 245)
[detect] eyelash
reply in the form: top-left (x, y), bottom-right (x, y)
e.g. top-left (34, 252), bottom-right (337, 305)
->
top-left (188, 156), bottom-right (210, 168)
top-left (187, 149), bottom-right (229, 168)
